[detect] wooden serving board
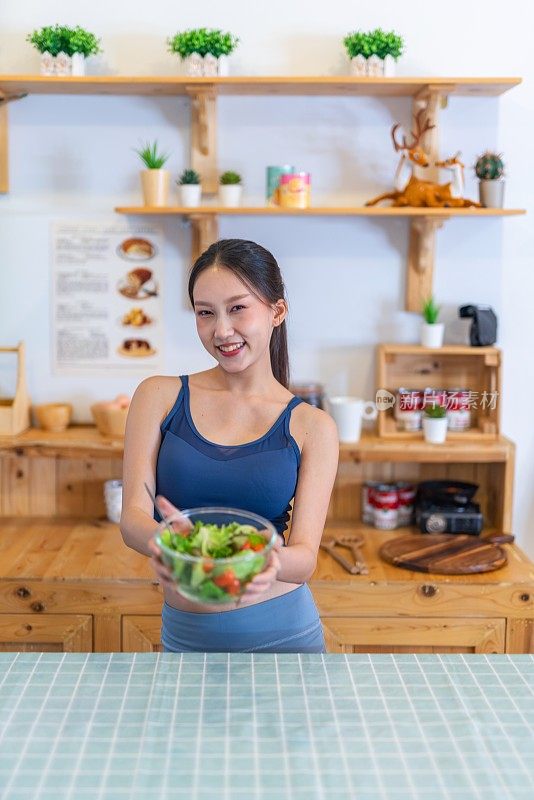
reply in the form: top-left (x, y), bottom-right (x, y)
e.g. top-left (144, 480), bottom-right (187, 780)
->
top-left (379, 533), bottom-right (515, 574)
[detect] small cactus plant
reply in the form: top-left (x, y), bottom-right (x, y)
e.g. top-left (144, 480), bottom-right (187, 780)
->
top-left (475, 151), bottom-right (505, 181)
top-left (220, 170), bottom-right (242, 185)
top-left (423, 403), bottom-right (447, 419)
top-left (422, 296), bottom-right (440, 324)
top-left (178, 169), bottom-right (201, 185)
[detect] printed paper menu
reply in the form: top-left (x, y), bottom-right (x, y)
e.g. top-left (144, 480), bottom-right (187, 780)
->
top-left (52, 221), bottom-right (164, 372)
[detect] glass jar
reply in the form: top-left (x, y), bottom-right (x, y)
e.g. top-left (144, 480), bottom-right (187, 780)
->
top-left (290, 382), bottom-right (325, 409)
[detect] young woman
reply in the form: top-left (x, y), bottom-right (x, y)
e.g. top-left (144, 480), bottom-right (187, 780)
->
top-left (120, 238), bottom-right (339, 652)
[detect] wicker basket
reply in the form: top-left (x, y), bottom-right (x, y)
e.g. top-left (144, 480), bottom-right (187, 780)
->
top-left (90, 403), bottom-right (128, 438)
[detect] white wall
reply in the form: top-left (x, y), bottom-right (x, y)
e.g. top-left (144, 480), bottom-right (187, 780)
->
top-left (1, 1), bottom-right (533, 554)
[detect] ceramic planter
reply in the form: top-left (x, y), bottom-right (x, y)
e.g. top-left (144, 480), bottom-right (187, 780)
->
top-left (40, 52), bottom-right (56, 75)
top-left (140, 170), bottom-right (170, 207)
top-left (39, 51), bottom-right (87, 76)
top-left (71, 53), bottom-right (86, 76)
top-left (219, 184), bottom-right (242, 207)
top-left (420, 322), bottom-right (444, 349)
top-left (183, 53), bottom-right (231, 77)
top-left (179, 184), bottom-right (202, 207)
top-left (479, 180), bottom-right (505, 208)
top-left (422, 416), bottom-right (448, 444)
top-left (350, 55), bottom-right (397, 77)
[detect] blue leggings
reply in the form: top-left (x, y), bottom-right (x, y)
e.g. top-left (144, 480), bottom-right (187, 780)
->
top-left (161, 584), bottom-right (326, 653)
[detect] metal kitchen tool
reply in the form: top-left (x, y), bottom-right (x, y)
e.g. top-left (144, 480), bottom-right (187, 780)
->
top-left (320, 535), bottom-right (368, 575)
top-left (144, 482), bottom-right (174, 530)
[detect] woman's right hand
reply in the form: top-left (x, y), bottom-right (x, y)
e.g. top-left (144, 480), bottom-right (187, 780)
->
top-left (148, 495), bottom-right (193, 592)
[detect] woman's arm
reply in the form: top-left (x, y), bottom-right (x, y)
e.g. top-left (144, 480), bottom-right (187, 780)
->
top-left (277, 407), bottom-right (339, 583)
top-left (120, 376), bottom-right (181, 557)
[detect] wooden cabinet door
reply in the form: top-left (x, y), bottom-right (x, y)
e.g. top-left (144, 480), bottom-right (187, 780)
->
top-left (0, 614), bottom-right (92, 652)
top-left (322, 616), bottom-right (506, 654)
top-left (122, 615), bottom-right (163, 652)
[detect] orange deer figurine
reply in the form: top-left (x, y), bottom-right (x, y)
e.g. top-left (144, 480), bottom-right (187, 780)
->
top-left (366, 111), bottom-right (480, 208)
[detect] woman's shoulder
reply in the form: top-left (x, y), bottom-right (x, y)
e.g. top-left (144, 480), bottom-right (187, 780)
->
top-left (131, 375), bottom-right (183, 418)
top-left (291, 399), bottom-right (338, 453)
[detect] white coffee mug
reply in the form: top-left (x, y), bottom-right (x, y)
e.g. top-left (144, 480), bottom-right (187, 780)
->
top-left (327, 396), bottom-right (378, 443)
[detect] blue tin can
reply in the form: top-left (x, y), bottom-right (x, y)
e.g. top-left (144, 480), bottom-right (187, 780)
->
top-left (266, 165), bottom-right (296, 205)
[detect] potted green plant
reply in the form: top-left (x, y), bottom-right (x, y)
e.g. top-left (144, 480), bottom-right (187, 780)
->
top-left (177, 169), bottom-right (202, 207)
top-left (475, 151), bottom-right (505, 208)
top-left (421, 296), bottom-right (444, 348)
top-left (422, 403), bottom-right (448, 444)
top-left (343, 28), bottom-right (404, 77)
top-left (219, 171), bottom-right (242, 207)
top-left (135, 141), bottom-right (170, 207)
top-left (27, 25), bottom-right (101, 76)
top-left (167, 28), bottom-right (239, 77)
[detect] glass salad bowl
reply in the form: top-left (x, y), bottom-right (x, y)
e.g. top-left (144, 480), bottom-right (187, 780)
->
top-left (154, 507), bottom-right (278, 604)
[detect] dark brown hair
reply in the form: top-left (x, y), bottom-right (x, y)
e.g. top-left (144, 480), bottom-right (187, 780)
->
top-left (188, 239), bottom-right (290, 388)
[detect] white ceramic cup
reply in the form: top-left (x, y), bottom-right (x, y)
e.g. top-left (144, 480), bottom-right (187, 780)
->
top-left (327, 396), bottom-right (378, 443)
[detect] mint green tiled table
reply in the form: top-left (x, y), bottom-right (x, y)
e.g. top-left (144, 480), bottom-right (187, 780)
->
top-left (0, 653), bottom-right (532, 800)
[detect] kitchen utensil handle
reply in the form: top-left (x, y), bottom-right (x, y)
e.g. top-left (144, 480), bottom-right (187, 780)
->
top-left (320, 543), bottom-right (359, 574)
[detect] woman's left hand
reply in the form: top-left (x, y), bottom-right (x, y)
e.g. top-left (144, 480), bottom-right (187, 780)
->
top-left (238, 536), bottom-right (282, 602)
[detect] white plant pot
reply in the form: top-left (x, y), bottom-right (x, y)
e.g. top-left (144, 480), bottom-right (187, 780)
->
top-left (182, 53), bottom-right (231, 77)
top-left (54, 52), bottom-right (72, 76)
top-left (71, 52), bottom-right (86, 76)
top-left (367, 55), bottom-right (383, 76)
top-left (383, 55), bottom-right (396, 76)
top-left (203, 54), bottom-right (218, 77)
top-left (219, 184), bottom-right (242, 207)
top-left (40, 52), bottom-right (55, 75)
top-left (423, 416), bottom-right (448, 445)
top-left (350, 55), bottom-right (367, 76)
top-left (479, 180), bottom-right (505, 208)
top-left (183, 53), bottom-right (204, 76)
top-left (420, 322), bottom-right (444, 348)
top-left (180, 184), bottom-right (202, 207)
top-left (140, 169), bottom-right (170, 207)
top-left (217, 55), bottom-right (229, 76)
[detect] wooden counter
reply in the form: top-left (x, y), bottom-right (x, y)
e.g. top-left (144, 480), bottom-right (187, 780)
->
top-left (1, 519), bottom-right (532, 654)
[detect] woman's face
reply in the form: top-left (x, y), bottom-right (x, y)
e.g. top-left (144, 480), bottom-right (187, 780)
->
top-left (192, 265), bottom-right (286, 371)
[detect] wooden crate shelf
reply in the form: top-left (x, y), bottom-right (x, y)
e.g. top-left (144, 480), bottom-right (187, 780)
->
top-left (376, 344), bottom-right (501, 441)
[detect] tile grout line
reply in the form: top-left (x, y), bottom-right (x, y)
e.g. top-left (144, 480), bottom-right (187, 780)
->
top-left (1, 652), bottom-right (62, 797)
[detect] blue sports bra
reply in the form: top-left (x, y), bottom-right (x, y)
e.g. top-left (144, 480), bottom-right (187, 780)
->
top-left (155, 375), bottom-right (304, 538)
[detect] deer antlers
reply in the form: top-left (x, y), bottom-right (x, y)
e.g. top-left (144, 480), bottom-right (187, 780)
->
top-left (391, 109), bottom-right (435, 153)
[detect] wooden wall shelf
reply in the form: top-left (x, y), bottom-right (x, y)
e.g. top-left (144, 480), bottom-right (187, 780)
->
top-left (116, 206), bottom-right (525, 311)
top-left (0, 75), bottom-right (522, 97)
top-left (0, 73), bottom-right (524, 309)
top-left (114, 206), bottom-right (525, 217)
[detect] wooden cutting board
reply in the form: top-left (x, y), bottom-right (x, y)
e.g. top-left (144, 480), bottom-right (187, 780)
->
top-left (379, 532), bottom-right (515, 574)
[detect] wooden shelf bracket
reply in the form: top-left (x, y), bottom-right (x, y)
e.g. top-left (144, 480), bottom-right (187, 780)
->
top-left (188, 213), bottom-right (219, 265)
top-left (406, 215), bottom-right (449, 312)
top-left (412, 84), bottom-right (453, 183)
top-left (0, 91), bottom-right (26, 194)
top-left (185, 85), bottom-right (217, 195)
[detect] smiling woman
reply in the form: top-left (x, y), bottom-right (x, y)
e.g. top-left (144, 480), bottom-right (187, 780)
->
top-left (119, 238), bottom-right (339, 653)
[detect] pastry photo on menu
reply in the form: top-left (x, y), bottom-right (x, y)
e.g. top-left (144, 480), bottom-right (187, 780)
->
top-left (117, 267), bottom-right (159, 299)
top-left (117, 338), bottom-right (157, 358)
top-left (120, 307), bottom-right (154, 327)
top-left (117, 237), bottom-right (157, 261)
